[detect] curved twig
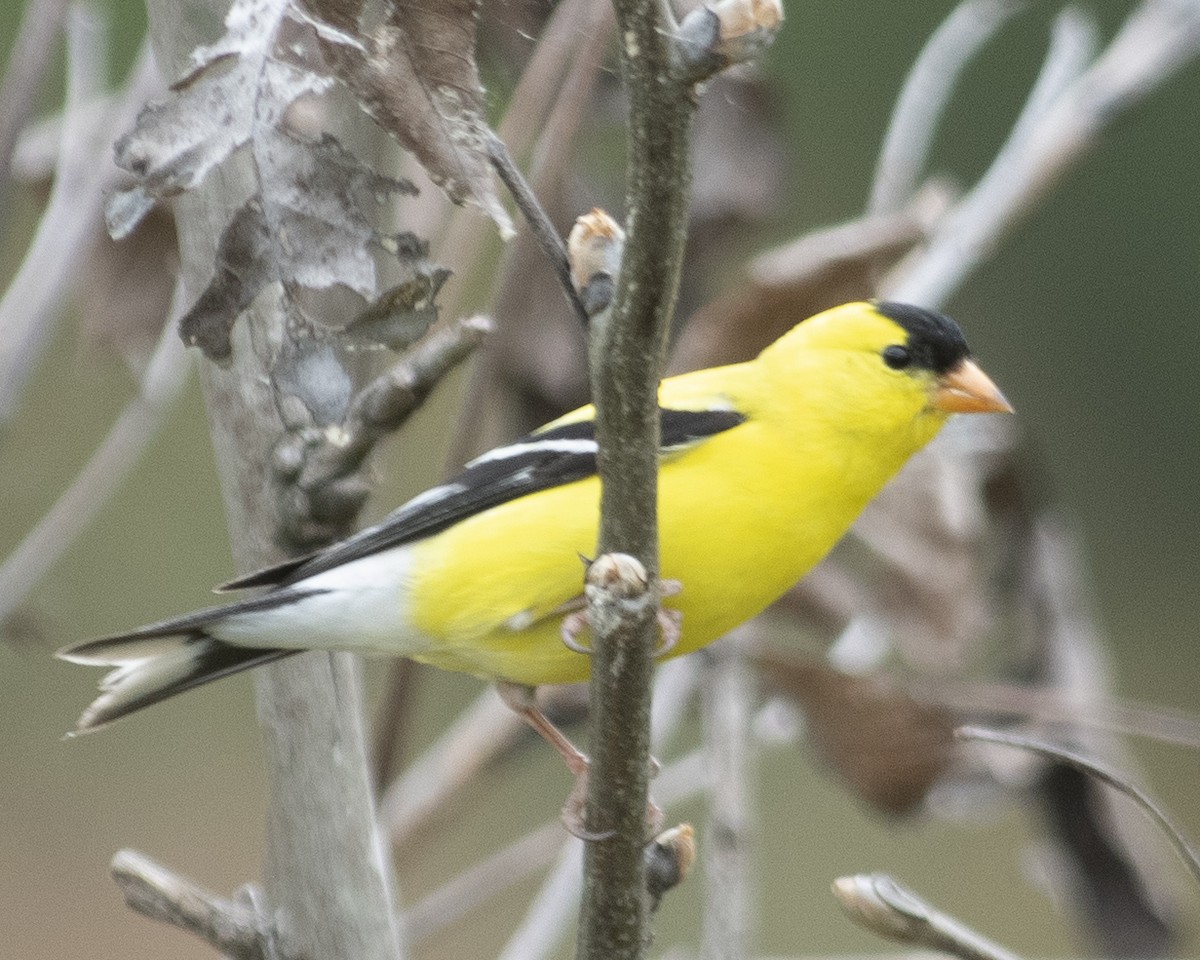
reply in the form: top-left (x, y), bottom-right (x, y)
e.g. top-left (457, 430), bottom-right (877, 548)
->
top-left (834, 872), bottom-right (1024, 960)
top-left (0, 26), bottom-right (158, 424)
top-left (870, 0), bottom-right (1024, 214)
top-left (957, 725), bottom-right (1200, 891)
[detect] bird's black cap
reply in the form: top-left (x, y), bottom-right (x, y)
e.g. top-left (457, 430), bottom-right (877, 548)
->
top-left (875, 301), bottom-right (971, 375)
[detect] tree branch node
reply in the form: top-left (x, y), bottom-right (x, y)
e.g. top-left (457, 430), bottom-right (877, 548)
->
top-left (644, 823), bottom-right (696, 913)
top-left (833, 872), bottom-right (1024, 960)
top-left (272, 314), bottom-right (491, 550)
top-left (676, 0), bottom-right (784, 86)
top-left (110, 849), bottom-right (277, 960)
top-left (567, 208), bottom-right (626, 318)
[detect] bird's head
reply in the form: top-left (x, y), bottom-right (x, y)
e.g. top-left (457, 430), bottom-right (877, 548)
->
top-left (756, 300), bottom-right (1012, 454)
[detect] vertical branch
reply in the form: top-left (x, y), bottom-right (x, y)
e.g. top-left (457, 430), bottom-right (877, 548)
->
top-left (578, 3), bottom-right (782, 958)
top-left (700, 639), bottom-right (757, 960)
top-left (189, 257), bottom-right (406, 960)
top-left (576, 0), bottom-right (693, 952)
top-left (0, 0), bottom-right (71, 212)
top-left (139, 2), bottom-right (404, 959)
top-left (254, 651), bottom-right (404, 960)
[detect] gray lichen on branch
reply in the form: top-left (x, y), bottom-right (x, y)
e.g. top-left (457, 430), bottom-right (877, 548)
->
top-left (271, 314), bottom-right (492, 549)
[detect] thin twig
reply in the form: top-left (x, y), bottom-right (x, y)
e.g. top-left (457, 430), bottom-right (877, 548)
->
top-left (833, 873), bottom-right (1025, 960)
top-left (0, 31), bottom-right (159, 425)
top-left (430, 0), bottom-right (610, 321)
top-left (485, 132), bottom-right (590, 327)
top-left (578, 5), bottom-right (782, 956)
top-left (957, 725), bottom-right (1200, 890)
top-left (439, 5), bottom-right (612, 469)
top-left (576, 0), bottom-right (693, 949)
top-left (700, 637), bottom-right (757, 960)
top-left (0, 0), bottom-right (71, 207)
top-left (887, 0), bottom-right (1200, 306)
top-left (869, 0), bottom-right (1023, 214)
top-left (0, 279), bottom-right (190, 628)
top-left (110, 849), bottom-right (273, 960)
top-left (488, 660), bottom-right (702, 960)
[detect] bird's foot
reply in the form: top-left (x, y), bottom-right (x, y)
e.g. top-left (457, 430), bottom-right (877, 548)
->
top-left (560, 607), bottom-right (593, 654)
top-left (495, 682), bottom-right (667, 839)
top-left (560, 761), bottom-right (612, 841)
top-left (560, 577), bottom-right (684, 657)
top-left (560, 756), bottom-right (665, 841)
top-left (653, 579), bottom-right (683, 656)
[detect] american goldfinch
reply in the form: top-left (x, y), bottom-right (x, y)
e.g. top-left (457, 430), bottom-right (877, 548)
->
top-left (61, 301), bottom-right (1011, 736)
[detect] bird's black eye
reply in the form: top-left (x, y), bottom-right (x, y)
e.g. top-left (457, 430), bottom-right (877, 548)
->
top-left (882, 345), bottom-right (911, 370)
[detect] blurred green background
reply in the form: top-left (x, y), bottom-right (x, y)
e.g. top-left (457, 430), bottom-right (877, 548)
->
top-left (2, 1), bottom-right (1198, 958)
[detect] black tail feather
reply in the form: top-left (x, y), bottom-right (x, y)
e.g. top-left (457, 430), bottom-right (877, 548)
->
top-left (59, 587), bottom-right (326, 664)
top-left (72, 637), bottom-right (299, 732)
top-left (58, 586), bottom-right (325, 732)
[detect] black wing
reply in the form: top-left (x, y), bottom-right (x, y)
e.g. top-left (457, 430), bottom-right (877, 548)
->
top-left (221, 407), bottom-right (746, 590)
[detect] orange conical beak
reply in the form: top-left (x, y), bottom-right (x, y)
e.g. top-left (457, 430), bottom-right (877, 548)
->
top-left (932, 359), bottom-right (1014, 414)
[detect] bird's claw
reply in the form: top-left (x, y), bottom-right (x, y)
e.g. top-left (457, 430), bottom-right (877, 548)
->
top-left (560, 610), bottom-right (593, 654)
top-left (653, 607), bottom-right (683, 656)
top-left (560, 766), bottom-right (616, 841)
top-left (559, 755), bottom-right (664, 841)
top-left (560, 577), bottom-right (684, 658)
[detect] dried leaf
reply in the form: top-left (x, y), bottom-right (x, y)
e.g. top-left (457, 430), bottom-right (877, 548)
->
top-left (179, 200), bottom-right (273, 359)
top-left (306, 0), bottom-right (513, 234)
top-left (757, 652), bottom-right (954, 816)
top-left (341, 261), bottom-right (450, 351)
top-left (105, 0), bottom-right (331, 237)
top-left (254, 130), bottom-right (416, 298)
top-left (177, 130), bottom-right (424, 361)
top-left (104, 0), bottom-right (472, 361)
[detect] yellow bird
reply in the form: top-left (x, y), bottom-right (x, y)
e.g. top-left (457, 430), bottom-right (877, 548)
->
top-left (61, 301), bottom-right (1011, 748)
